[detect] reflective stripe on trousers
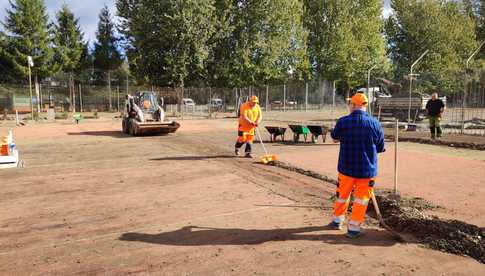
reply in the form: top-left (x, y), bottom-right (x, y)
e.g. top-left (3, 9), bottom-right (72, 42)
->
top-left (333, 173), bottom-right (374, 224)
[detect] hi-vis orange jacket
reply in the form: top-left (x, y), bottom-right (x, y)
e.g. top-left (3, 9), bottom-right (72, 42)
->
top-left (238, 102), bottom-right (262, 134)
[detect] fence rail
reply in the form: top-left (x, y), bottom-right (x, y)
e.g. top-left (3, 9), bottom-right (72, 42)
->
top-left (1, 80), bottom-right (485, 136)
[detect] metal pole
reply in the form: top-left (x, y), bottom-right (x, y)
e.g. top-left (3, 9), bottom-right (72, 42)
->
top-left (79, 83), bottom-right (83, 113)
top-left (394, 119), bottom-right (399, 195)
top-left (235, 88), bottom-right (238, 116)
top-left (72, 79), bottom-right (76, 113)
top-left (321, 80), bottom-right (325, 106)
top-left (28, 64), bottom-right (33, 120)
top-left (209, 87), bottom-right (212, 118)
top-left (332, 81), bottom-right (336, 108)
top-left (367, 64), bottom-right (377, 115)
top-left (408, 49), bottom-right (429, 123)
top-left (126, 73), bottom-right (129, 95)
top-left (117, 85), bottom-right (120, 112)
top-left (108, 71), bottom-right (112, 111)
top-left (283, 83), bottom-right (286, 112)
top-left (305, 82), bottom-right (308, 112)
top-left (462, 41), bottom-right (485, 133)
top-left (265, 85), bottom-right (269, 112)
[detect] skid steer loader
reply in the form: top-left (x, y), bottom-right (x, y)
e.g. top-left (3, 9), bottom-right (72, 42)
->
top-left (122, 91), bottom-right (180, 136)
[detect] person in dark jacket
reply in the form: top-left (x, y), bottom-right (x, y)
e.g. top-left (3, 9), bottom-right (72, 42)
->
top-left (425, 92), bottom-right (445, 139)
top-left (329, 92), bottom-right (385, 238)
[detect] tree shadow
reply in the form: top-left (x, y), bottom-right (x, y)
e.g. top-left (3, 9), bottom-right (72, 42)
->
top-left (149, 155), bottom-right (237, 161)
top-left (119, 225), bottom-right (397, 247)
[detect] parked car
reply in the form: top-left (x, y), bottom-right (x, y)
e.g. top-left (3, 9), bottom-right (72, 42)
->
top-left (182, 98), bottom-right (195, 107)
top-left (210, 98), bottom-right (224, 111)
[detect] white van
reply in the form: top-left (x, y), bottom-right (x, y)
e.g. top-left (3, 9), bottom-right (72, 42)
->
top-left (182, 98), bottom-right (195, 107)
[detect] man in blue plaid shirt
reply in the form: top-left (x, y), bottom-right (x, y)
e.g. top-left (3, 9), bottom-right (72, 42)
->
top-left (329, 92), bottom-right (385, 238)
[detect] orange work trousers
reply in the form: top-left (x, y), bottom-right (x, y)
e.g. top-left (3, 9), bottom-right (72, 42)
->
top-left (333, 173), bottom-right (374, 224)
top-left (237, 132), bottom-right (254, 144)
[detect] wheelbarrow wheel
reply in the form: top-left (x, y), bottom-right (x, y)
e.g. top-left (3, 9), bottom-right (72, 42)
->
top-left (303, 133), bottom-right (307, 142)
top-left (293, 133), bottom-right (299, 143)
top-left (311, 135), bottom-right (317, 143)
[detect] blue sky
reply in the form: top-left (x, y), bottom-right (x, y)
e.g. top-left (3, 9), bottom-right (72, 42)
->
top-left (1, 0), bottom-right (392, 44)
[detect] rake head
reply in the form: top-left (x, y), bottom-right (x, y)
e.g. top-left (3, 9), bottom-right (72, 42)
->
top-left (260, 154), bottom-right (277, 165)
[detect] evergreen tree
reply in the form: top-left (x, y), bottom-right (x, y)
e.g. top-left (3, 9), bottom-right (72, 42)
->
top-left (93, 5), bottom-right (123, 110)
top-left (385, 0), bottom-right (478, 94)
top-left (52, 4), bottom-right (85, 112)
top-left (0, 31), bottom-right (14, 82)
top-left (3, 0), bottom-right (54, 81)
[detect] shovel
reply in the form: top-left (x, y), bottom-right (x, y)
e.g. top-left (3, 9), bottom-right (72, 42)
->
top-left (255, 127), bottom-right (277, 165)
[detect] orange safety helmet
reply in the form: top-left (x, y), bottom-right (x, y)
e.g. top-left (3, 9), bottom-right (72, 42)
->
top-left (348, 93), bottom-right (368, 106)
top-left (250, 95), bottom-right (259, 104)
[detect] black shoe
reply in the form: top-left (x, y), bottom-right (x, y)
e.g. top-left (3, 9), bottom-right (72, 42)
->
top-left (235, 149), bottom-right (240, 156)
top-left (245, 153), bottom-right (253, 158)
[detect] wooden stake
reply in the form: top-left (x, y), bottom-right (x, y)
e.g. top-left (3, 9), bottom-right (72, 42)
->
top-left (394, 119), bottom-right (399, 195)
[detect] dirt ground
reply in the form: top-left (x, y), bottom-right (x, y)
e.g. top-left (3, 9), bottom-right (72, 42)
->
top-left (1, 117), bottom-right (485, 275)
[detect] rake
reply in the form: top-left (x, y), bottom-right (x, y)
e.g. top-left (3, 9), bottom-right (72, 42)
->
top-left (255, 127), bottom-right (277, 165)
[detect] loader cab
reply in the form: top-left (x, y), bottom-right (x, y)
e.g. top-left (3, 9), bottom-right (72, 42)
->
top-left (136, 91), bottom-right (160, 112)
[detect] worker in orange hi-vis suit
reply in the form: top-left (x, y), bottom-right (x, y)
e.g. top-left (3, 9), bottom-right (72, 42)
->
top-left (235, 96), bottom-right (262, 158)
top-left (329, 92), bottom-right (385, 238)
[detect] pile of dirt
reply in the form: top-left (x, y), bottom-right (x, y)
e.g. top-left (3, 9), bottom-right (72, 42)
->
top-left (272, 161), bottom-right (485, 264)
top-left (272, 161), bottom-right (338, 185)
top-left (376, 193), bottom-right (485, 264)
top-left (384, 135), bottom-right (485, 151)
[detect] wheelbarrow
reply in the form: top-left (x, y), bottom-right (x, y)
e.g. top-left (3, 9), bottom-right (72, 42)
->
top-left (73, 113), bottom-right (83, 124)
top-left (307, 125), bottom-right (328, 143)
top-left (265, 126), bottom-right (287, 142)
top-left (288, 124), bottom-right (310, 142)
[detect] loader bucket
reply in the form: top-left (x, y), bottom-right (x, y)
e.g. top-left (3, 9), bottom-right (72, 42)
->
top-left (132, 121), bottom-right (180, 136)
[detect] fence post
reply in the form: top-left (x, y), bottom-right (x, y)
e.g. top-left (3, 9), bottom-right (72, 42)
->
top-left (71, 81), bottom-right (76, 114)
top-left (305, 82), bottom-right (308, 112)
top-left (322, 80), bottom-right (325, 107)
top-left (79, 83), bottom-right (83, 113)
top-left (265, 85), bottom-right (269, 112)
top-left (39, 83), bottom-right (43, 112)
top-left (332, 80), bottom-right (336, 110)
top-left (283, 83), bottom-right (286, 112)
top-left (117, 85), bottom-right (120, 112)
top-left (209, 87), bottom-right (212, 119)
top-left (394, 119), bottom-right (399, 195)
top-left (235, 88), bottom-right (238, 116)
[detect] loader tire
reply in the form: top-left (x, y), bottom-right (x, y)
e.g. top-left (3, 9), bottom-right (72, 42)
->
top-left (129, 119), bottom-right (137, 136)
top-left (122, 118), bottom-right (128, 134)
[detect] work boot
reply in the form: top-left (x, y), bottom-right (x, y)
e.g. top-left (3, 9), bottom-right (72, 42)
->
top-left (430, 127), bottom-right (436, 139)
top-left (346, 230), bottom-right (364, 239)
top-left (235, 148), bottom-right (240, 156)
top-left (245, 152), bottom-right (253, 158)
top-left (436, 127), bottom-right (442, 138)
top-left (328, 221), bottom-right (343, 230)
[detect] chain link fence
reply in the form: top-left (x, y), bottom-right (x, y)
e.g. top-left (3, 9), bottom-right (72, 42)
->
top-left (1, 71), bottom-right (485, 136)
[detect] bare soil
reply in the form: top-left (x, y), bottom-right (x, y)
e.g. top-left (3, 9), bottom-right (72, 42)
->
top-left (1, 118), bottom-right (484, 275)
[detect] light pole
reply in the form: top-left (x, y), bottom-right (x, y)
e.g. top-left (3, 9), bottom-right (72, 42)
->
top-left (367, 64), bottom-right (377, 115)
top-left (27, 56), bottom-right (34, 120)
top-left (408, 49), bottom-right (429, 123)
top-left (462, 41), bottom-right (485, 133)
